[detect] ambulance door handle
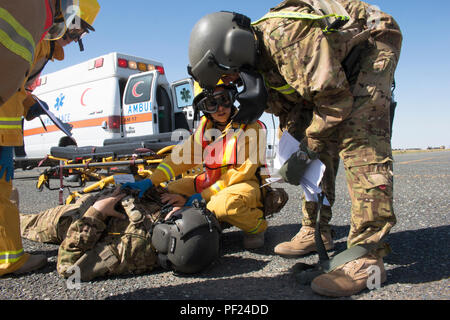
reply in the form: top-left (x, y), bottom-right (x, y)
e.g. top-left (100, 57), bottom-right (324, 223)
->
top-left (101, 121), bottom-right (107, 130)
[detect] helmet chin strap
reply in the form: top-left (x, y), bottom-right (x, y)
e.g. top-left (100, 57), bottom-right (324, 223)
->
top-left (77, 38), bottom-right (84, 51)
top-left (232, 68), bottom-right (267, 124)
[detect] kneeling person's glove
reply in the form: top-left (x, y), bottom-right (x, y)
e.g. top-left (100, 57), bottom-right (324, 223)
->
top-left (278, 141), bottom-right (318, 186)
top-left (121, 179), bottom-right (153, 198)
top-left (185, 193), bottom-right (203, 206)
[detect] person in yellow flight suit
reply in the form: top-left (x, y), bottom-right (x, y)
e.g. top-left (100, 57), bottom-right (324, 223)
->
top-left (0, 0), bottom-right (100, 277)
top-left (123, 82), bottom-right (271, 249)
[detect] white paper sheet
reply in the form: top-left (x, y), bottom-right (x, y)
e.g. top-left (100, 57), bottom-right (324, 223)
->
top-left (270, 131), bottom-right (330, 205)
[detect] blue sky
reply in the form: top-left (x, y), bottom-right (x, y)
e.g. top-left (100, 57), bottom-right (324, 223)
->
top-left (43, 0), bottom-right (450, 149)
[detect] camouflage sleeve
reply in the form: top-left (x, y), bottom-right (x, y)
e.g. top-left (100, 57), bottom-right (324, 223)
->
top-left (273, 26), bottom-right (354, 152)
top-left (56, 207), bottom-right (106, 277)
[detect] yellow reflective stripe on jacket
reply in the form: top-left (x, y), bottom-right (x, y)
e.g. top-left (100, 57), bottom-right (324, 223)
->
top-left (221, 124), bottom-right (246, 175)
top-left (262, 74), bottom-right (297, 95)
top-left (0, 8), bottom-right (35, 65)
top-left (0, 248), bottom-right (24, 264)
top-left (210, 181), bottom-right (226, 195)
top-left (0, 117), bottom-right (23, 129)
top-left (270, 83), bottom-right (296, 95)
top-left (221, 139), bottom-right (233, 175)
top-left (194, 116), bottom-right (208, 146)
top-left (157, 163), bottom-right (175, 180)
top-left (251, 11), bottom-right (349, 29)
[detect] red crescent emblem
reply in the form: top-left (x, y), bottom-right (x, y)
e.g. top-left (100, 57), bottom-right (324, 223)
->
top-left (81, 88), bottom-right (91, 106)
top-left (132, 81), bottom-right (144, 98)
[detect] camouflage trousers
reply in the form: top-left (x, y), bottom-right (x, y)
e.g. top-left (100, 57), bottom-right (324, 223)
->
top-left (336, 35), bottom-right (401, 254)
top-left (20, 193), bottom-right (96, 244)
top-left (20, 192), bottom-right (159, 281)
top-left (20, 205), bottom-right (79, 245)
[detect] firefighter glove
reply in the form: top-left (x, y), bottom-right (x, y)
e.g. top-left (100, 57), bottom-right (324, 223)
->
top-left (121, 179), bottom-right (153, 198)
top-left (185, 193), bottom-right (203, 206)
top-left (0, 146), bottom-right (14, 182)
top-left (26, 99), bottom-right (49, 121)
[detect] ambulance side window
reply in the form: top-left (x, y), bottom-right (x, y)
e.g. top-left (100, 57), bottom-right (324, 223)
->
top-left (118, 78), bottom-right (127, 107)
top-left (124, 74), bottom-right (153, 105)
top-left (173, 82), bottom-right (193, 109)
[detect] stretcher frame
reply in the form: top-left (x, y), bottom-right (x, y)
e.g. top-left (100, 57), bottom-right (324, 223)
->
top-left (36, 143), bottom-right (177, 205)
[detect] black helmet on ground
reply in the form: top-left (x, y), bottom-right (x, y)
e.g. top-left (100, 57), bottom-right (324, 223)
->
top-left (151, 205), bottom-right (221, 274)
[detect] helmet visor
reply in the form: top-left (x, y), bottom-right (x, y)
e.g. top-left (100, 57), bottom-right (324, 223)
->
top-left (195, 89), bottom-right (234, 114)
top-left (188, 50), bottom-right (233, 91)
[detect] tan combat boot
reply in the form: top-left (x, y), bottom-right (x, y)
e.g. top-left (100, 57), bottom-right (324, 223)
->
top-left (12, 254), bottom-right (47, 275)
top-left (274, 225), bottom-right (334, 256)
top-left (311, 254), bottom-right (387, 297)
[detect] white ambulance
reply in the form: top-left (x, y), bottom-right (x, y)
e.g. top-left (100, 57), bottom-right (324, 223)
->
top-left (16, 52), bottom-right (194, 168)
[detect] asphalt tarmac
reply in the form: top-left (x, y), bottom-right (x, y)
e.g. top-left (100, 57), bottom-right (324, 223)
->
top-left (1, 150), bottom-right (449, 303)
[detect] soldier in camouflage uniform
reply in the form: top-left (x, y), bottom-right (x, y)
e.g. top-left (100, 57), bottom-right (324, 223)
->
top-left (20, 188), bottom-right (163, 281)
top-left (187, 0), bottom-right (402, 296)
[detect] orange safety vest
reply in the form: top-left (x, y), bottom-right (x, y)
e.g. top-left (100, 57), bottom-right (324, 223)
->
top-left (193, 116), bottom-right (265, 193)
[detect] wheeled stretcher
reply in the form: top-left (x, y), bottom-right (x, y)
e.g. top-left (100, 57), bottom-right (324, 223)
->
top-left (34, 133), bottom-right (288, 223)
top-left (36, 136), bottom-right (179, 205)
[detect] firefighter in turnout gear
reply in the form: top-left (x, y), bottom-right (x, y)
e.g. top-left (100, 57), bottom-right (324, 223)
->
top-left (0, 0), bottom-right (87, 106)
top-left (0, 0), bottom-right (100, 277)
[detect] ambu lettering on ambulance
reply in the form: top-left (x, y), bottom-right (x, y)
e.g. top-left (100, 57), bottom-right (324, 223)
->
top-left (127, 102), bottom-right (151, 115)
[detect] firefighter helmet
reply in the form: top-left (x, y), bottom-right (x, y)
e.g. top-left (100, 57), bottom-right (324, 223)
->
top-left (45, 0), bottom-right (100, 42)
